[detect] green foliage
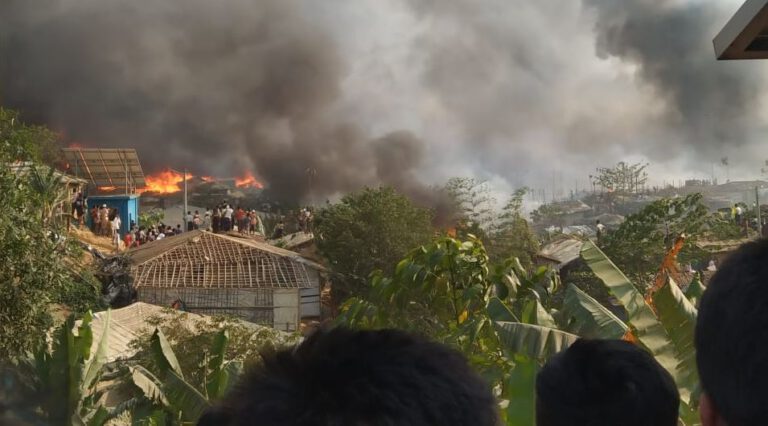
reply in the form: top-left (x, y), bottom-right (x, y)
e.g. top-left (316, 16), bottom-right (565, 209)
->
top-left (591, 161), bottom-right (649, 194)
top-left (0, 108), bottom-right (61, 164)
top-left (129, 311), bottom-right (297, 396)
top-left (488, 188), bottom-right (540, 267)
top-left (128, 326), bottom-right (254, 424)
top-left (338, 236), bottom-right (569, 424)
top-left (339, 235), bottom-right (706, 424)
top-left (444, 177), bottom-right (497, 234)
top-left (0, 125), bottom-right (101, 357)
top-left (139, 209), bottom-right (165, 228)
top-left (315, 186), bottom-right (434, 300)
top-left (601, 194), bottom-right (710, 283)
top-left (7, 311), bottom-right (113, 425)
top-left (581, 241), bottom-right (699, 418)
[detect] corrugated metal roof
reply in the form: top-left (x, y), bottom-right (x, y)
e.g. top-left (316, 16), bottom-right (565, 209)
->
top-left (537, 238), bottom-right (584, 268)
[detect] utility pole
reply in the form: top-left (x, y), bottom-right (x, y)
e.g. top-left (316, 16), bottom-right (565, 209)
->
top-left (756, 186), bottom-right (762, 234)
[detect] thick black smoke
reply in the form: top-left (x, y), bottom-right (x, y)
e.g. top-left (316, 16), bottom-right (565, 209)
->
top-left (584, 0), bottom-right (764, 159)
top-left (0, 0), bottom-right (430, 203)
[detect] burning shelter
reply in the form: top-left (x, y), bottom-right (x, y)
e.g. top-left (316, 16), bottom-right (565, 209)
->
top-left (125, 230), bottom-right (325, 331)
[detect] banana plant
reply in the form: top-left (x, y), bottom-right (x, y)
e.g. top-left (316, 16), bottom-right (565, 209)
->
top-left (129, 328), bottom-right (243, 424)
top-left (25, 311), bottom-right (112, 426)
top-left (579, 240), bottom-right (700, 424)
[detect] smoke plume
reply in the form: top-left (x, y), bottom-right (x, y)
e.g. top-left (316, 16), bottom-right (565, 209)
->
top-left (0, 0), bottom-right (429, 203)
top-left (584, 0), bottom-right (764, 160)
top-left (2, 0), bottom-right (767, 200)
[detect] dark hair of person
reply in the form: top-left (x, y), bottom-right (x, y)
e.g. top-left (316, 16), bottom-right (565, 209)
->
top-left (536, 339), bottom-right (679, 426)
top-left (198, 327), bottom-right (498, 426)
top-left (696, 238), bottom-right (768, 426)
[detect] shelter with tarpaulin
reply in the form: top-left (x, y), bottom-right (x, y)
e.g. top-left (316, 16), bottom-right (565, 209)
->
top-left (125, 230), bottom-right (326, 331)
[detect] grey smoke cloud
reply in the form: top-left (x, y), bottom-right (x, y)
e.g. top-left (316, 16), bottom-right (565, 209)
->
top-left (0, 0), bottom-right (430, 203)
top-left (1, 0), bottom-right (767, 201)
top-left (584, 0), bottom-right (764, 160)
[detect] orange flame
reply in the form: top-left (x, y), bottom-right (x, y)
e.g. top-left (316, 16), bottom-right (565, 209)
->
top-left (138, 170), bottom-right (192, 194)
top-left (235, 172), bottom-right (263, 189)
top-left (201, 176), bottom-right (216, 183)
top-left (98, 186), bottom-right (118, 192)
top-left (68, 143), bottom-right (84, 149)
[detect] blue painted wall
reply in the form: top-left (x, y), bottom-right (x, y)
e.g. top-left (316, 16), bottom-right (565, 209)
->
top-left (86, 195), bottom-right (140, 236)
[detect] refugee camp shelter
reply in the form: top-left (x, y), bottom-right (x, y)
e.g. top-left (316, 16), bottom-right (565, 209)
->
top-left (535, 237), bottom-right (585, 272)
top-left (126, 231), bottom-right (325, 331)
top-left (87, 194), bottom-right (140, 235)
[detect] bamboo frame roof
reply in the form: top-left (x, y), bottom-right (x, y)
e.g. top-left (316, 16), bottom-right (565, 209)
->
top-left (127, 231), bottom-right (325, 289)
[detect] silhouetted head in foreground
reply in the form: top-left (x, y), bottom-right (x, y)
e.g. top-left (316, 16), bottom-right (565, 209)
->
top-left (535, 339), bottom-right (679, 426)
top-left (696, 239), bottom-right (768, 426)
top-left (198, 327), bottom-right (498, 426)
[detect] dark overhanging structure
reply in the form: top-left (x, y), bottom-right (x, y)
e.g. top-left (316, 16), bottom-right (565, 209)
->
top-left (714, 0), bottom-right (768, 59)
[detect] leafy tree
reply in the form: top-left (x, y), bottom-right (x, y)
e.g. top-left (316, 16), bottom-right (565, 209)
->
top-left (444, 177), bottom-right (497, 238)
top-left (590, 161), bottom-right (649, 194)
top-left (487, 187), bottom-right (539, 267)
top-left (0, 108), bottom-right (61, 164)
top-left (601, 194), bottom-right (710, 285)
top-left (0, 110), bottom-right (102, 358)
top-left (338, 237), bottom-right (703, 424)
top-left (314, 186), bottom-right (433, 300)
top-left (139, 208), bottom-right (165, 229)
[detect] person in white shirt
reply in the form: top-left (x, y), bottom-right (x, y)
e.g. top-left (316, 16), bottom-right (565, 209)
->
top-left (223, 204), bottom-right (234, 231)
top-left (596, 220), bottom-right (606, 244)
top-left (111, 209), bottom-right (122, 251)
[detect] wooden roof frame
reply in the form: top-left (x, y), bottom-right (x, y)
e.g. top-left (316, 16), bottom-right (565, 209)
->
top-left (127, 231), bottom-right (325, 290)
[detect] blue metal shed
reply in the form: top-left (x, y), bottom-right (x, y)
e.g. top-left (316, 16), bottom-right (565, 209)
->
top-left (86, 194), bottom-right (140, 236)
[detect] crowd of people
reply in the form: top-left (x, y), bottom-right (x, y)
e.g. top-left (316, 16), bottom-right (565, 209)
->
top-left (200, 239), bottom-right (768, 426)
top-left (209, 204), bottom-right (264, 235)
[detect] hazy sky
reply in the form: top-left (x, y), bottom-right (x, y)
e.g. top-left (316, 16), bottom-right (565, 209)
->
top-left (315, 0), bottom-right (768, 192)
top-left (2, 0), bottom-right (766, 201)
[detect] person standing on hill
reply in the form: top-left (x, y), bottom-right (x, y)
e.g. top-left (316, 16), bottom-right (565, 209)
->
top-left (99, 205), bottom-right (110, 236)
top-left (111, 209), bottom-right (122, 251)
top-left (223, 204), bottom-right (234, 232)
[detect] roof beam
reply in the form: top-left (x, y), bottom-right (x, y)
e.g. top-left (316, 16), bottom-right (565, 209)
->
top-left (714, 0), bottom-right (768, 59)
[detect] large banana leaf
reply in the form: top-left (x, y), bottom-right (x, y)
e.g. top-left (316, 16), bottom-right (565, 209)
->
top-left (684, 273), bottom-right (706, 307)
top-left (561, 285), bottom-right (628, 339)
top-left (521, 298), bottom-right (557, 328)
top-left (46, 316), bottom-right (84, 425)
top-left (502, 355), bottom-right (538, 426)
top-left (131, 365), bottom-right (210, 422)
top-left (205, 330), bottom-right (230, 400)
top-left (493, 321), bottom-right (578, 362)
top-left (653, 277), bottom-right (699, 404)
top-left (580, 241), bottom-right (680, 384)
top-left (163, 370), bottom-right (210, 422)
top-left (150, 328), bottom-right (184, 379)
top-left (82, 310), bottom-right (111, 391)
top-left (487, 297), bottom-right (518, 322)
top-left (130, 366), bottom-right (170, 407)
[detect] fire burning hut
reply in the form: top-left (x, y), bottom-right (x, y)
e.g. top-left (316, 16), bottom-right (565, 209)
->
top-left (125, 230), bottom-right (325, 331)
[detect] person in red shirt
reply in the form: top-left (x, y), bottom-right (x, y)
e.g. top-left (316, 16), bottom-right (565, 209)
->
top-left (235, 207), bottom-right (245, 232)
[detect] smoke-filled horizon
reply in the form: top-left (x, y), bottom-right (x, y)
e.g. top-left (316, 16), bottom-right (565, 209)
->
top-left (2, 0), bottom-right (768, 203)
